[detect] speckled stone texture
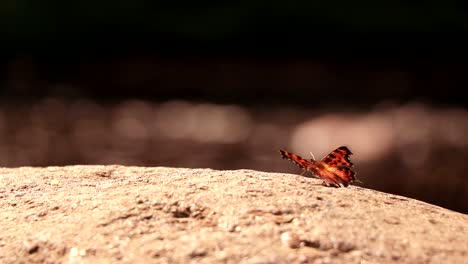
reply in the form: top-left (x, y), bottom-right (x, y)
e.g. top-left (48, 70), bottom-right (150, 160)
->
top-left (0, 166), bottom-right (467, 263)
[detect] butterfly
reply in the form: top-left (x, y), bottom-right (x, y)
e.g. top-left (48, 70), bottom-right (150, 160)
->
top-left (278, 146), bottom-right (360, 187)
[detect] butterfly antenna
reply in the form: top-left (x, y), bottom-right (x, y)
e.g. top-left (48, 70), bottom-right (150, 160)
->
top-left (309, 152), bottom-right (316, 161)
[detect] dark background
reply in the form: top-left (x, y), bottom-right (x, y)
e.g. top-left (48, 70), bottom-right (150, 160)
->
top-left (1, 1), bottom-right (467, 213)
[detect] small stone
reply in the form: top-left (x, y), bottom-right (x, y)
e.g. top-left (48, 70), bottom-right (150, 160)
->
top-left (336, 241), bottom-right (355, 252)
top-left (384, 217), bottom-right (400, 225)
top-left (319, 241), bottom-right (333, 251)
top-left (51, 179), bottom-right (59, 185)
top-left (302, 239), bottom-right (320, 248)
top-left (69, 247), bottom-right (87, 257)
top-left (220, 222), bottom-right (238, 232)
top-left (274, 216), bottom-right (295, 224)
top-left (226, 224), bottom-right (236, 232)
top-left (281, 232), bottom-right (301, 249)
top-left (189, 248), bottom-right (207, 258)
top-left (171, 206), bottom-right (191, 218)
top-left (139, 214), bottom-right (153, 220)
top-left (37, 210), bottom-right (48, 217)
top-left (26, 243), bottom-right (40, 254)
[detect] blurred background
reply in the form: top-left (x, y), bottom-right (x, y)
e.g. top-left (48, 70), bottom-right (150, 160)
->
top-left (1, 1), bottom-right (467, 213)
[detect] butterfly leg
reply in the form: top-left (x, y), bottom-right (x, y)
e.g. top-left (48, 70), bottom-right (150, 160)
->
top-left (300, 169), bottom-right (307, 176)
top-left (322, 181), bottom-right (341, 188)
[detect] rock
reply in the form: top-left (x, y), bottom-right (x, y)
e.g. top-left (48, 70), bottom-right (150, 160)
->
top-left (0, 166), bottom-right (466, 263)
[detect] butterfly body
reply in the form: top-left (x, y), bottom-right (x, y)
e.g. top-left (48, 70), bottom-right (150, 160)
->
top-left (279, 146), bottom-right (359, 187)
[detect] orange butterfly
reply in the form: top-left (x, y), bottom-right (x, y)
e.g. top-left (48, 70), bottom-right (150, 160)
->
top-left (279, 146), bottom-right (360, 187)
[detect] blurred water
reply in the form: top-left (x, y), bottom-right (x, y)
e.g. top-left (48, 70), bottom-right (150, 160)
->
top-left (0, 98), bottom-right (467, 213)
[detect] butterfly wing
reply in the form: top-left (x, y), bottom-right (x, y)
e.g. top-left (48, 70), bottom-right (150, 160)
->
top-left (319, 146), bottom-right (357, 186)
top-left (279, 149), bottom-right (315, 172)
top-left (279, 146), bottom-right (359, 187)
top-left (313, 164), bottom-right (356, 187)
top-left (321, 146), bottom-right (353, 167)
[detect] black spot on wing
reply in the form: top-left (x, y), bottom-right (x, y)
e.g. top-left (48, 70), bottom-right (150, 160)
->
top-left (337, 146), bottom-right (353, 155)
top-left (337, 165), bottom-right (357, 182)
top-left (331, 146), bottom-right (354, 167)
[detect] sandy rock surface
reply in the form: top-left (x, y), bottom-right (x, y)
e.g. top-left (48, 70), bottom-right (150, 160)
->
top-left (0, 166), bottom-right (467, 264)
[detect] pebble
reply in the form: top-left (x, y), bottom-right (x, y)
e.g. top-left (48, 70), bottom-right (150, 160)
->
top-left (25, 243), bottom-right (40, 254)
top-left (336, 241), bottom-right (355, 252)
top-left (281, 232), bottom-right (302, 249)
top-left (69, 247), bottom-right (87, 257)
